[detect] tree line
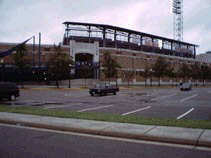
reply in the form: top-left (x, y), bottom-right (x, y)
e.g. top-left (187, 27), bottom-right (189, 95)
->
top-left (102, 52), bottom-right (211, 87)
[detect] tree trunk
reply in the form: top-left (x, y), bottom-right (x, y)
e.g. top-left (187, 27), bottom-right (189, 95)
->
top-left (56, 73), bottom-right (59, 88)
top-left (21, 69), bottom-right (24, 89)
top-left (158, 77), bottom-right (160, 87)
top-left (145, 78), bottom-right (147, 87)
top-left (85, 78), bottom-right (87, 88)
top-left (171, 77), bottom-right (173, 87)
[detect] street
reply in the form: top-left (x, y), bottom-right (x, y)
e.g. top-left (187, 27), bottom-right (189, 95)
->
top-left (1, 124), bottom-right (211, 158)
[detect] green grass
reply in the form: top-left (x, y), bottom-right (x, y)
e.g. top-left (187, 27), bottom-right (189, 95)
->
top-left (0, 105), bottom-right (211, 129)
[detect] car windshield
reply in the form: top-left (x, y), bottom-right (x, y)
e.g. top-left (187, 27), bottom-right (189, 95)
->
top-left (94, 83), bottom-right (105, 88)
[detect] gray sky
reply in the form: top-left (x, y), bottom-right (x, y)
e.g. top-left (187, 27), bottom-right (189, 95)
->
top-left (0, 0), bottom-right (210, 54)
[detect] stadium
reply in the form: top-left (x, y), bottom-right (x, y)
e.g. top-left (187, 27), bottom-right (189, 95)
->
top-left (0, 21), bottom-right (209, 86)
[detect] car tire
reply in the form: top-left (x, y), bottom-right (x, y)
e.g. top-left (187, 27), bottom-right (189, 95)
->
top-left (10, 94), bottom-right (16, 101)
top-left (90, 93), bottom-right (94, 96)
top-left (113, 92), bottom-right (116, 95)
top-left (100, 92), bottom-right (103, 96)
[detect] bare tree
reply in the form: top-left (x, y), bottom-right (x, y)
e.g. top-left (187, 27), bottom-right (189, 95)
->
top-left (143, 63), bottom-right (151, 86)
top-left (122, 69), bottom-right (134, 87)
top-left (152, 57), bottom-right (168, 87)
top-left (102, 51), bottom-right (121, 83)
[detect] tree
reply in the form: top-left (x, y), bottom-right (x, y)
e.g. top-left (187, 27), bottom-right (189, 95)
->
top-left (47, 44), bottom-right (73, 88)
top-left (190, 63), bottom-right (200, 87)
top-left (80, 64), bottom-right (92, 88)
top-left (200, 65), bottom-right (209, 86)
top-left (143, 63), bottom-right (151, 86)
top-left (179, 63), bottom-right (192, 83)
top-left (102, 51), bottom-right (121, 83)
top-left (122, 69), bottom-right (134, 87)
top-left (13, 44), bottom-right (28, 88)
top-left (152, 57), bottom-right (168, 86)
top-left (166, 64), bottom-right (176, 87)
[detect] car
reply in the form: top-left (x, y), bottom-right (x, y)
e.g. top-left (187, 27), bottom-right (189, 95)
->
top-left (180, 83), bottom-right (192, 91)
top-left (0, 82), bottom-right (20, 101)
top-left (89, 83), bottom-right (119, 96)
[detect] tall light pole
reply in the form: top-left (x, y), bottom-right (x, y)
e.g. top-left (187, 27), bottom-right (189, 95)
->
top-left (68, 64), bottom-right (72, 88)
top-left (0, 59), bottom-right (4, 81)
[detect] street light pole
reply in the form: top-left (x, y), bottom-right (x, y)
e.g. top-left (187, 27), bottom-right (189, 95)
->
top-left (0, 59), bottom-right (4, 81)
top-left (68, 64), bottom-right (72, 88)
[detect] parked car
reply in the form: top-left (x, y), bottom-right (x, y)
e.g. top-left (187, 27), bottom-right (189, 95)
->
top-left (89, 83), bottom-right (119, 96)
top-left (0, 82), bottom-right (20, 101)
top-left (180, 83), bottom-right (192, 91)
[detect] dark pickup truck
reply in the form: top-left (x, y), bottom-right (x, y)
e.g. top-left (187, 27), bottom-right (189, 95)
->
top-left (89, 83), bottom-right (119, 96)
top-left (0, 82), bottom-right (20, 101)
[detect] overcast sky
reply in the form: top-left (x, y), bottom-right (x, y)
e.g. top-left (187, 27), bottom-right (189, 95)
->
top-left (0, 0), bottom-right (210, 54)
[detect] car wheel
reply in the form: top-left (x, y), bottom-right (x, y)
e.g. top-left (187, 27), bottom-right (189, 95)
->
top-left (10, 95), bottom-right (16, 101)
top-left (100, 92), bottom-right (103, 96)
top-left (90, 93), bottom-right (94, 96)
top-left (113, 92), bottom-right (116, 95)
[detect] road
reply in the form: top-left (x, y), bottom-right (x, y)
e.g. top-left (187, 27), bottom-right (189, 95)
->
top-left (1, 124), bottom-right (211, 158)
top-left (1, 87), bottom-right (211, 120)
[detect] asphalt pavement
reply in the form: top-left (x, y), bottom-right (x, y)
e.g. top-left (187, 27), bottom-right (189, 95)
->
top-left (2, 87), bottom-right (211, 120)
top-left (1, 118), bottom-right (211, 158)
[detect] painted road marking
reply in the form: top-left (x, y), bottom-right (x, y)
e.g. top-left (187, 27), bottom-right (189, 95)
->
top-left (122, 106), bottom-right (151, 116)
top-left (78, 105), bottom-right (113, 112)
top-left (44, 103), bottom-right (82, 109)
top-left (180, 94), bottom-right (198, 102)
top-left (151, 94), bottom-right (177, 101)
top-left (177, 108), bottom-right (194, 120)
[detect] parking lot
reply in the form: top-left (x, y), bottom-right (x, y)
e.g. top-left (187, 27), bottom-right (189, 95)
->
top-left (1, 87), bottom-right (211, 120)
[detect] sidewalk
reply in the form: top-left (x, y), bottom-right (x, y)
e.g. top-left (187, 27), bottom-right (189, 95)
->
top-left (0, 112), bottom-right (211, 147)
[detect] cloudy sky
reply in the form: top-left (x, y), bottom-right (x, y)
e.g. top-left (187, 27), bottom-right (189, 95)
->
top-left (0, 0), bottom-right (210, 54)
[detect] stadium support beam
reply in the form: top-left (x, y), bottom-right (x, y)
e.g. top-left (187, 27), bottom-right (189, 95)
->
top-left (33, 36), bottom-right (35, 68)
top-left (88, 25), bottom-right (91, 43)
top-left (140, 36), bottom-right (143, 51)
top-left (152, 38), bottom-right (154, 52)
top-left (114, 30), bottom-right (117, 48)
top-left (162, 40), bottom-right (164, 54)
top-left (128, 33), bottom-right (131, 49)
top-left (103, 27), bottom-right (106, 47)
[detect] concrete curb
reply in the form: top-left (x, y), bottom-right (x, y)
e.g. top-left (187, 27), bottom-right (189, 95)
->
top-left (0, 113), bottom-right (211, 148)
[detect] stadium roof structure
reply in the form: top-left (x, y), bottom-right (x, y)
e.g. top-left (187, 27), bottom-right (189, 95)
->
top-left (63, 21), bottom-right (199, 59)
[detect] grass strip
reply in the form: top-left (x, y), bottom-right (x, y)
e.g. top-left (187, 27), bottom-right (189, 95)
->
top-left (0, 105), bottom-right (211, 129)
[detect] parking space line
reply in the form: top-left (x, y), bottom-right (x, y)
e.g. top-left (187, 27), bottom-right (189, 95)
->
top-left (44, 103), bottom-right (82, 109)
top-left (151, 94), bottom-right (177, 101)
top-left (177, 108), bottom-right (194, 120)
top-left (78, 105), bottom-right (113, 112)
top-left (180, 94), bottom-right (198, 102)
top-left (122, 106), bottom-right (151, 116)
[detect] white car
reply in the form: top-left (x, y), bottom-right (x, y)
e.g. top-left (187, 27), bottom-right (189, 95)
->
top-left (180, 83), bottom-right (192, 91)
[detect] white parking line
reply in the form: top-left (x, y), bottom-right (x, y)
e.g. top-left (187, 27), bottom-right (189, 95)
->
top-left (151, 94), bottom-right (177, 101)
top-left (78, 105), bottom-right (113, 112)
top-left (122, 106), bottom-right (151, 116)
top-left (44, 103), bottom-right (82, 109)
top-left (180, 94), bottom-right (198, 102)
top-left (176, 108), bottom-right (194, 120)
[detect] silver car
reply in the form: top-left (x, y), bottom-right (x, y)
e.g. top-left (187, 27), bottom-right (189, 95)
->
top-left (180, 83), bottom-right (192, 91)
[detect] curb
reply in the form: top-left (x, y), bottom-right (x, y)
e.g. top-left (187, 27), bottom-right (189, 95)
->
top-left (0, 117), bottom-right (210, 148)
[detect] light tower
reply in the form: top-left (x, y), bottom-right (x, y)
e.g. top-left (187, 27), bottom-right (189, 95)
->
top-left (172, 0), bottom-right (183, 41)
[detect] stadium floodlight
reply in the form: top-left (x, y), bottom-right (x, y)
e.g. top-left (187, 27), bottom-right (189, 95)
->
top-left (172, 0), bottom-right (183, 41)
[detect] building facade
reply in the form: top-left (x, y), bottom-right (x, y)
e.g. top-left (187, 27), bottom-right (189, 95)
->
top-left (0, 22), bottom-right (210, 85)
